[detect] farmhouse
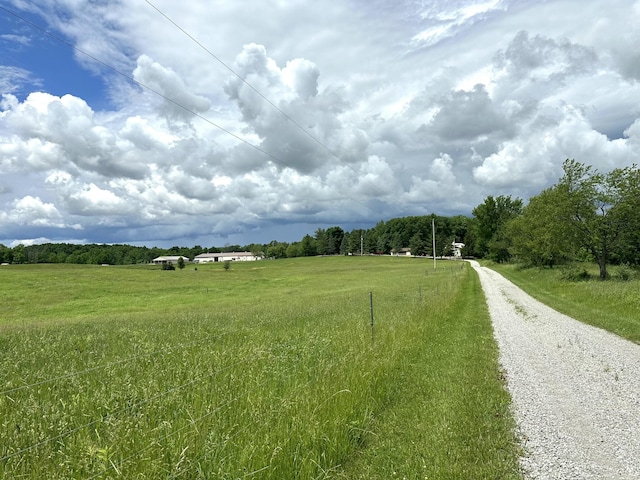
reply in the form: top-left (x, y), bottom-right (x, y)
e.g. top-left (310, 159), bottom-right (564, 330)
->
top-left (151, 255), bottom-right (190, 265)
top-left (193, 252), bottom-right (263, 263)
top-left (451, 241), bottom-right (465, 258)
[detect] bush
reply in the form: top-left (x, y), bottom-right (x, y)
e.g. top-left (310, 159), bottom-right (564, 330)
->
top-left (616, 264), bottom-right (634, 281)
top-left (559, 264), bottom-right (590, 281)
top-left (161, 262), bottom-right (175, 270)
top-left (223, 260), bottom-right (231, 271)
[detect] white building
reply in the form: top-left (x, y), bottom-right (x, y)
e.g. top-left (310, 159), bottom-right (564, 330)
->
top-left (451, 242), bottom-right (465, 258)
top-left (193, 252), bottom-right (263, 263)
top-left (151, 255), bottom-right (190, 265)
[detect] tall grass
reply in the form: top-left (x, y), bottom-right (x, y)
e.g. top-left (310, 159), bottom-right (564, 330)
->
top-left (488, 262), bottom-right (640, 344)
top-left (0, 258), bottom-right (521, 478)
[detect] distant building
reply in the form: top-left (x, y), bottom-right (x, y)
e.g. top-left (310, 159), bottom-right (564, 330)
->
top-left (193, 252), bottom-right (263, 263)
top-left (151, 255), bottom-right (190, 265)
top-left (391, 247), bottom-right (412, 256)
top-left (451, 242), bottom-right (465, 258)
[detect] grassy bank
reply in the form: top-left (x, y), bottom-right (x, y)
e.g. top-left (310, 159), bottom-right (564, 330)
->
top-left (0, 257), bottom-right (521, 478)
top-left (487, 262), bottom-right (640, 344)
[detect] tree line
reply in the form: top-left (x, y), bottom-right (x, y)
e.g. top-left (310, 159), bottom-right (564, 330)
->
top-left (0, 215), bottom-right (470, 266)
top-left (470, 159), bottom-right (640, 279)
top-left (2, 160), bottom-right (638, 279)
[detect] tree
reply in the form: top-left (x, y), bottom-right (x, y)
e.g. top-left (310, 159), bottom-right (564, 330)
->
top-left (177, 256), bottom-right (185, 270)
top-left (286, 242), bottom-right (301, 258)
top-left (339, 233), bottom-right (350, 255)
top-left (347, 229), bottom-right (366, 255)
top-left (12, 244), bottom-right (26, 264)
top-left (556, 159), bottom-right (640, 279)
top-left (300, 235), bottom-right (317, 256)
top-left (408, 232), bottom-right (428, 256)
top-left (507, 187), bottom-right (574, 267)
top-left (471, 195), bottom-right (523, 261)
top-left (0, 244), bottom-right (13, 263)
top-left (314, 228), bottom-right (328, 255)
top-left (325, 226), bottom-right (344, 255)
top-left (266, 240), bottom-right (288, 259)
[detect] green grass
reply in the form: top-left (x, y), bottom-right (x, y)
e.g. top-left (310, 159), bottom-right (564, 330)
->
top-left (487, 262), bottom-right (640, 344)
top-left (0, 257), bottom-right (521, 479)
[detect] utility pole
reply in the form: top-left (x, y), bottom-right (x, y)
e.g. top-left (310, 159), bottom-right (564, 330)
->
top-left (361, 233), bottom-right (363, 256)
top-left (432, 216), bottom-right (436, 270)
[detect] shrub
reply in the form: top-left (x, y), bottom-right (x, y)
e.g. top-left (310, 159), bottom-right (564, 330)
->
top-left (616, 264), bottom-right (634, 281)
top-left (161, 262), bottom-right (175, 270)
top-left (223, 260), bottom-right (231, 271)
top-left (559, 264), bottom-right (590, 281)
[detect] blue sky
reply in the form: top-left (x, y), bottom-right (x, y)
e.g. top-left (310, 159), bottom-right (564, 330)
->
top-left (1, 0), bottom-right (640, 248)
top-left (0, 7), bottom-right (110, 108)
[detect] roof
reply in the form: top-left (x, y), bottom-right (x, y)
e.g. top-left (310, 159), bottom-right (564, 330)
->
top-left (194, 252), bottom-right (257, 258)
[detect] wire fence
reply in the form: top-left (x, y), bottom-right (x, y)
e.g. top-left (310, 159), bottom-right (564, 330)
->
top-left (0, 271), bottom-right (467, 478)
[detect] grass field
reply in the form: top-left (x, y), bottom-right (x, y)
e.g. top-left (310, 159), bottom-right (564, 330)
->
top-left (0, 257), bottom-right (521, 479)
top-left (487, 262), bottom-right (640, 345)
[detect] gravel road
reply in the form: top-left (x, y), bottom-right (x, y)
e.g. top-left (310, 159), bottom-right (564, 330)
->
top-left (469, 261), bottom-right (640, 480)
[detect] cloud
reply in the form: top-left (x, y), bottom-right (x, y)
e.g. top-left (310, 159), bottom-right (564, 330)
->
top-left (1, 0), bottom-right (640, 247)
top-left (430, 84), bottom-right (510, 141)
top-left (224, 43), bottom-right (358, 174)
top-left (65, 183), bottom-right (130, 216)
top-left (0, 66), bottom-right (37, 94)
top-left (413, 0), bottom-right (506, 47)
top-left (473, 104), bottom-right (640, 189)
top-left (2, 92), bottom-right (150, 179)
top-left (132, 54), bottom-right (211, 120)
top-left (0, 195), bottom-right (74, 229)
top-left (405, 153), bottom-right (465, 203)
top-left (491, 30), bottom-right (599, 105)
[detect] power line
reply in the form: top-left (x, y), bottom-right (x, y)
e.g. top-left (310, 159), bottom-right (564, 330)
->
top-left (143, 0), bottom-right (399, 203)
top-left (0, 4), bottom-right (373, 213)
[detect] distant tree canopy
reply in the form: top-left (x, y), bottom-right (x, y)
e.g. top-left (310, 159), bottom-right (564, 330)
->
top-left (1, 216), bottom-right (470, 265)
top-left (4, 160), bottom-right (637, 275)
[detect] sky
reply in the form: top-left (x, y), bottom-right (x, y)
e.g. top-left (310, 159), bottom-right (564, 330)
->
top-left (1, 0), bottom-right (640, 248)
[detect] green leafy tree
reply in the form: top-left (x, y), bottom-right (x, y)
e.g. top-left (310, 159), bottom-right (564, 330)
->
top-left (301, 235), bottom-right (318, 257)
top-left (266, 240), bottom-right (288, 259)
top-left (12, 244), bottom-right (26, 264)
top-left (555, 159), bottom-right (640, 279)
top-left (177, 257), bottom-right (185, 270)
top-left (507, 187), bottom-right (574, 267)
top-left (471, 195), bottom-right (523, 261)
top-left (286, 242), bottom-right (301, 258)
top-left (0, 244), bottom-right (13, 263)
top-left (408, 232), bottom-right (428, 256)
top-left (325, 226), bottom-right (344, 255)
top-left (314, 229), bottom-right (328, 255)
top-left (347, 229), bottom-right (366, 255)
top-left (339, 233), bottom-right (350, 255)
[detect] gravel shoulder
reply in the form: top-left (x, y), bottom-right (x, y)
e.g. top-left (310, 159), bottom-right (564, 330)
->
top-left (469, 261), bottom-right (640, 480)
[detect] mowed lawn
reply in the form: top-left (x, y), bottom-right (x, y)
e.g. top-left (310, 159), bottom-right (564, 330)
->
top-left (0, 257), bottom-right (521, 479)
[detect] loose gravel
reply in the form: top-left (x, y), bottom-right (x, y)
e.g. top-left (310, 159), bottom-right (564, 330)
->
top-left (469, 261), bottom-right (640, 480)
